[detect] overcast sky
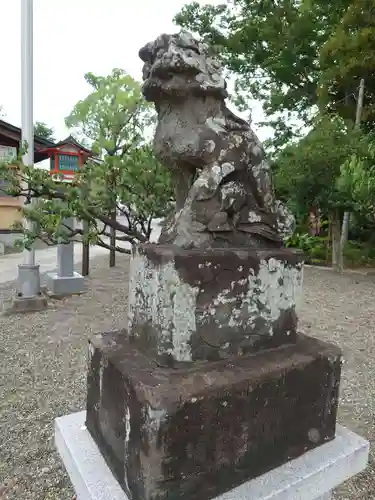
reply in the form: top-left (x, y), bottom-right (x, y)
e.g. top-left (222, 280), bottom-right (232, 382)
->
top-left (0, 0), bottom-right (267, 145)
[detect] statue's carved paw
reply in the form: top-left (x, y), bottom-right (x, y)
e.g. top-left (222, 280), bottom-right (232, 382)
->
top-left (207, 212), bottom-right (231, 232)
top-left (194, 162), bottom-right (235, 201)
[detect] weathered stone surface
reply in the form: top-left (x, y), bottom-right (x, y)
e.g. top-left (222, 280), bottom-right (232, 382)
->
top-left (139, 31), bottom-right (295, 249)
top-left (128, 244), bottom-right (303, 364)
top-left (86, 330), bottom-right (342, 500)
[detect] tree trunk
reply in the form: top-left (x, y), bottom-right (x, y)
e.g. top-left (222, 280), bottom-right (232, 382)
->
top-left (334, 80), bottom-right (365, 272)
top-left (82, 220), bottom-right (90, 276)
top-left (108, 167), bottom-right (117, 268)
top-left (338, 211), bottom-right (350, 272)
top-left (109, 208), bottom-right (116, 267)
top-left (331, 211), bottom-right (341, 272)
top-left (326, 219), bottom-right (331, 264)
top-left (80, 182), bottom-right (90, 276)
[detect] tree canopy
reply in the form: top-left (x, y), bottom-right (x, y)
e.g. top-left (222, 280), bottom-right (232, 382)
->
top-left (175, 0), bottom-right (375, 144)
top-left (65, 69), bottom-right (153, 156)
top-left (318, 0), bottom-right (375, 131)
top-left (273, 115), bottom-right (369, 215)
top-left (0, 69), bottom-right (173, 254)
top-left (175, 0), bottom-right (375, 269)
top-left (34, 121), bottom-right (55, 142)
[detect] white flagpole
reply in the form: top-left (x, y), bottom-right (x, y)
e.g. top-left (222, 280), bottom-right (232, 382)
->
top-left (21, 0), bottom-right (35, 267)
top-left (2, 0), bottom-right (45, 312)
top-left (17, 0), bottom-right (42, 299)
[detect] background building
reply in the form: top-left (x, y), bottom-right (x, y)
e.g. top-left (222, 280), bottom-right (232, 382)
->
top-left (0, 119), bottom-right (55, 250)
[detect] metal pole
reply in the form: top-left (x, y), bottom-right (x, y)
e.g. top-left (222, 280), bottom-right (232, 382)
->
top-left (17, 0), bottom-right (42, 298)
top-left (338, 79), bottom-right (365, 273)
top-left (22, 0), bottom-right (34, 266)
top-left (1, 0), bottom-right (47, 312)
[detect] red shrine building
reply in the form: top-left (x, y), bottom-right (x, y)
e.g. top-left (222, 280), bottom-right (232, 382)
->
top-left (0, 120), bottom-right (93, 251)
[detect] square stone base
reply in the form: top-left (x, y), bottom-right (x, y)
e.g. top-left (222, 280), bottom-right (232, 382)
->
top-left (2, 294), bottom-right (48, 315)
top-left (86, 330), bottom-right (342, 500)
top-left (45, 271), bottom-right (85, 297)
top-left (55, 411), bottom-right (369, 500)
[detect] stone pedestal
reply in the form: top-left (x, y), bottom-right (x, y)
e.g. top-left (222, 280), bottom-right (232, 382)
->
top-left (86, 330), bottom-right (341, 500)
top-left (128, 244), bottom-right (304, 364)
top-left (45, 218), bottom-right (85, 297)
top-left (45, 271), bottom-right (85, 297)
top-left (82, 244), bottom-right (347, 500)
top-left (2, 294), bottom-right (48, 315)
top-left (16, 263), bottom-right (42, 297)
top-left (55, 411), bottom-right (369, 500)
top-left (2, 264), bottom-right (48, 315)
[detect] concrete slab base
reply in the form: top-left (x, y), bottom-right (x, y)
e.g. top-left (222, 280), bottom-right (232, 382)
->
top-left (55, 411), bottom-right (369, 500)
top-left (2, 294), bottom-right (48, 315)
top-left (45, 271), bottom-right (85, 297)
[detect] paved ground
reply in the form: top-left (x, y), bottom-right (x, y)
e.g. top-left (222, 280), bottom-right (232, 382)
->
top-left (0, 216), bottom-right (161, 284)
top-left (0, 257), bottom-right (374, 499)
top-left (0, 243), bottom-right (110, 284)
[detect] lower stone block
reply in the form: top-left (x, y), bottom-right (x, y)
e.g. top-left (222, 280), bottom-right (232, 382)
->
top-left (55, 411), bottom-right (370, 500)
top-left (86, 330), bottom-right (341, 500)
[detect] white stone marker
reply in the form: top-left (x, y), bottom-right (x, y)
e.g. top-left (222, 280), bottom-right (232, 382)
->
top-left (45, 217), bottom-right (85, 296)
top-left (55, 411), bottom-right (369, 500)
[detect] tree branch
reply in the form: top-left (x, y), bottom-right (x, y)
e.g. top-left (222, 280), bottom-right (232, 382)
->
top-left (96, 236), bottom-right (131, 254)
top-left (102, 231), bottom-right (135, 243)
top-left (116, 203), bottom-right (133, 230)
top-left (98, 213), bottom-right (147, 242)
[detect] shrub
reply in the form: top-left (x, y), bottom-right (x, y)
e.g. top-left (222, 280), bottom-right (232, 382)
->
top-left (285, 232), bottom-right (375, 267)
top-left (285, 233), bottom-right (328, 264)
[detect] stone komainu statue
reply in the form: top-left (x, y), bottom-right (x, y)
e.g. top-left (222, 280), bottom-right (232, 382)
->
top-left (139, 31), bottom-right (294, 249)
top-left (84, 32), bottom-right (342, 500)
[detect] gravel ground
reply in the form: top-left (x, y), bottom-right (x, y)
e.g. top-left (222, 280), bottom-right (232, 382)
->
top-left (0, 257), bottom-right (374, 499)
top-left (0, 255), bottom-right (130, 499)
